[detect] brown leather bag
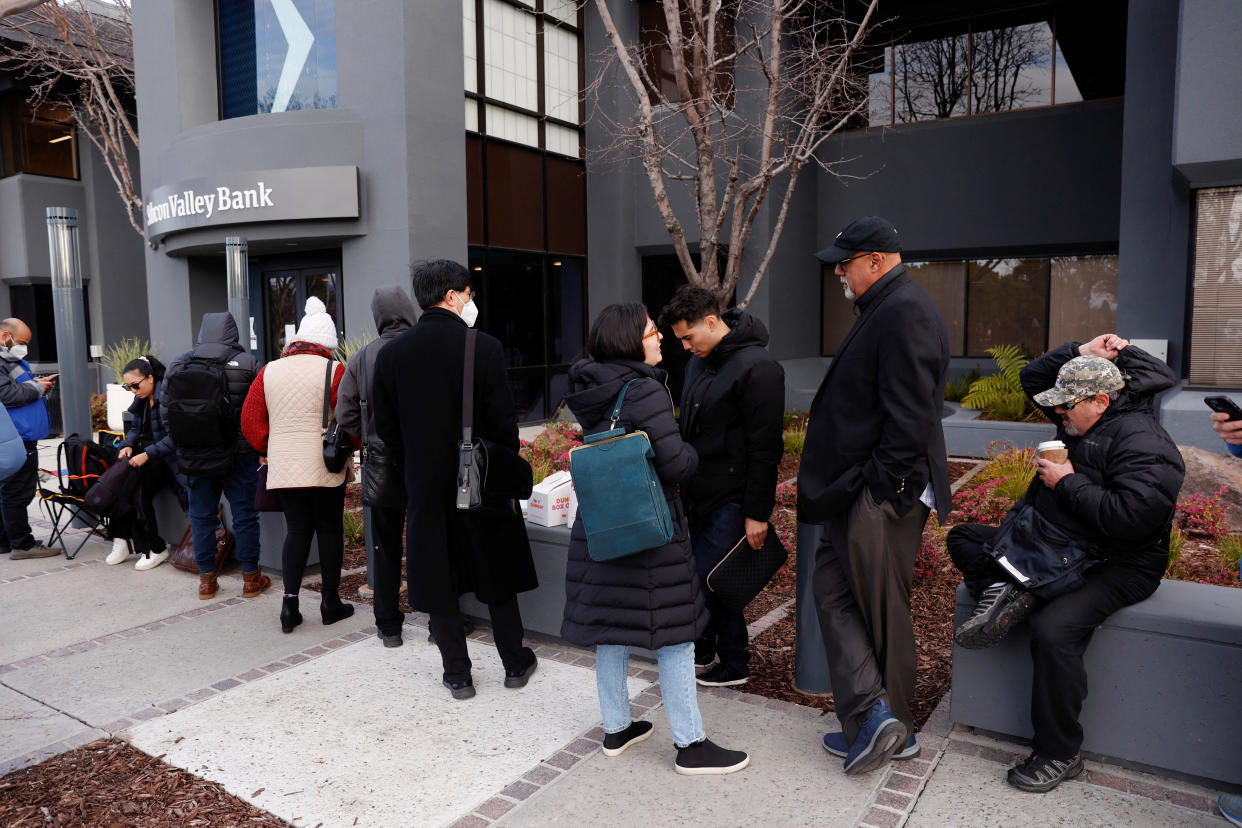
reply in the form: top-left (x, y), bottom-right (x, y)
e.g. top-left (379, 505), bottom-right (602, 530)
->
top-left (170, 508), bottom-right (235, 574)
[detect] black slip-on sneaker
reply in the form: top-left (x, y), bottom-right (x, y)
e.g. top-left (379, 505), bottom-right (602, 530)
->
top-left (602, 720), bottom-right (654, 756)
top-left (674, 738), bottom-right (750, 775)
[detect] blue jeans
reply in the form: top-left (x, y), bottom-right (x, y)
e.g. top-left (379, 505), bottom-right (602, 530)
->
top-left (187, 452), bottom-right (261, 574)
top-left (595, 642), bottom-right (705, 748)
top-left (690, 502), bottom-right (750, 672)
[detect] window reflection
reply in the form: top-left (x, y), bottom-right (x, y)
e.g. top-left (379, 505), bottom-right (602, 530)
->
top-left (0, 97), bottom-right (77, 179)
top-left (1189, 186), bottom-right (1242, 385)
top-left (219, 0), bottom-right (337, 119)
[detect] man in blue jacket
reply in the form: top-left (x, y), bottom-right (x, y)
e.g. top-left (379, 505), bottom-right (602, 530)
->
top-left (0, 318), bottom-right (58, 559)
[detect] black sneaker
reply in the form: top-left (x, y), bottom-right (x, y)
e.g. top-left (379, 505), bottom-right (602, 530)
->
top-left (674, 738), bottom-right (750, 775)
top-left (442, 677), bottom-right (476, 700)
top-left (602, 720), bottom-right (654, 757)
top-left (377, 631), bottom-right (403, 648)
top-left (1006, 753), bottom-right (1083, 793)
top-left (694, 638), bottom-right (716, 668)
top-left (695, 663), bottom-right (749, 687)
top-left (955, 583), bottom-right (1037, 649)
top-left (504, 649), bottom-right (538, 688)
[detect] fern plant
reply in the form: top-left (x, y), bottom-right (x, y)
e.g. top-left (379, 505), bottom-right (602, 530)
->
top-left (961, 345), bottom-right (1044, 422)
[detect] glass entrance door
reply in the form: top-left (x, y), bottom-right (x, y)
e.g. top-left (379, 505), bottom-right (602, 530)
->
top-left (263, 264), bottom-right (342, 362)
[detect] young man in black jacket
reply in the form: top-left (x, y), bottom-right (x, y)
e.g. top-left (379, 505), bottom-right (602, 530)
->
top-left (947, 335), bottom-right (1185, 793)
top-left (660, 286), bottom-right (785, 687)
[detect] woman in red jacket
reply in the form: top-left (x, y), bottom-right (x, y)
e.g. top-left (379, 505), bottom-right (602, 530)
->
top-left (242, 297), bottom-right (357, 633)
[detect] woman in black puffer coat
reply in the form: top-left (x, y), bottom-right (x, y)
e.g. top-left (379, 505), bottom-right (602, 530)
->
top-left (563, 303), bottom-right (749, 776)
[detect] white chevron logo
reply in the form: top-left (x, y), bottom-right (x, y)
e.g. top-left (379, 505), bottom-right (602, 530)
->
top-left (270, 0), bottom-right (314, 113)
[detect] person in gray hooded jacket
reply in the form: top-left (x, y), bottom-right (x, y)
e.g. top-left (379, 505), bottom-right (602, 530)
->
top-left (336, 286), bottom-right (417, 646)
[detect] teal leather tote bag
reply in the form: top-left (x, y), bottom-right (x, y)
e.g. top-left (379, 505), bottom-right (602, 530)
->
top-left (569, 380), bottom-right (674, 561)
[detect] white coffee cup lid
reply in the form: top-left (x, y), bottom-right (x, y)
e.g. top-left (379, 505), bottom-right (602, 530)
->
top-left (1037, 440), bottom-right (1066, 451)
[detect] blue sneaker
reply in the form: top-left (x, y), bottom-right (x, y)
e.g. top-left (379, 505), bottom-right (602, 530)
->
top-left (822, 730), bottom-right (920, 760)
top-left (843, 700), bottom-right (907, 775)
top-left (1220, 793), bottom-right (1242, 827)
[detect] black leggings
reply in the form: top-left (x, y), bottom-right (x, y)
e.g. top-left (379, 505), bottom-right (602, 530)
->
top-left (112, 457), bottom-right (176, 555)
top-left (279, 484), bottom-right (346, 597)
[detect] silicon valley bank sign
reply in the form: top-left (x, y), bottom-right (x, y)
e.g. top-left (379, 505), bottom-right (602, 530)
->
top-left (144, 166), bottom-right (359, 242)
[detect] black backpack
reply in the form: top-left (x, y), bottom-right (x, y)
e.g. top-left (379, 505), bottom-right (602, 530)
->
top-left (165, 352), bottom-right (236, 478)
top-left (59, 433), bottom-right (117, 499)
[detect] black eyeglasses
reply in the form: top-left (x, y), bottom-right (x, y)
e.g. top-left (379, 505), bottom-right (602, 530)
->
top-left (838, 252), bottom-right (870, 266)
top-left (124, 379), bottom-right (145, 391)
top-left (1060, 395), bottom-right (1092, 411)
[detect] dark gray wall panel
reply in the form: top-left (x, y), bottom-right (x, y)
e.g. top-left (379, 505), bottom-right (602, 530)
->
top-left (1173, 0), bottom-right (1242, 185)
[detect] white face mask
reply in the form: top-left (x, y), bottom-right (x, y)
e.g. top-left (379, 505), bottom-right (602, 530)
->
top-left (460, 299), bottom-right (479, 328)
top-left (4, 336), bottom-right (26, 359)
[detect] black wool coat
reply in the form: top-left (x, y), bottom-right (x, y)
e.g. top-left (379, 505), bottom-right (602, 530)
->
top-left (372, 308), bottom-right (537, 614)
top-left (679, 308), bottom-right (785, 523)
top-left (798, 265), bottom-right (952, 524)
top-left (561, 358), bottom-right (709, 650)
top-left (1019, 342), bottom-right (1185, 579)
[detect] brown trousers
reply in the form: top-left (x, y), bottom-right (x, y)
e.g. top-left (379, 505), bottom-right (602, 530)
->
top-left (812, 487), bottom-right (929, 743)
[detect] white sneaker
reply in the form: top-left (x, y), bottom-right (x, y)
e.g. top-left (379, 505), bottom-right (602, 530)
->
top-left (135, 549), bottom-right (170, 571)
top-left (105, 538), bottom-right (132, 565)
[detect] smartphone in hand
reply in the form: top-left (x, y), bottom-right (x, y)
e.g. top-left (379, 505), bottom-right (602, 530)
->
top-left (1204, 396), bottom-right (1242, 421)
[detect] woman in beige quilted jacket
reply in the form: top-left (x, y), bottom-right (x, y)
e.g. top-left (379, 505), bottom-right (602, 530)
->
top-left (242, 297), bottom-right (357, 633)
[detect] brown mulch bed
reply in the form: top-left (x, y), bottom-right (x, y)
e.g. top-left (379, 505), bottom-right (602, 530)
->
top-left (1169, 540), bottom-right (1242, 587)
top-left (0, 740), bottom-right (290, 827)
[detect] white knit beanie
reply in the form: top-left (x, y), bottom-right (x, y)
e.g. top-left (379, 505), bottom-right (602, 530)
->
top-left (292, 297), bottom-right (338, 350)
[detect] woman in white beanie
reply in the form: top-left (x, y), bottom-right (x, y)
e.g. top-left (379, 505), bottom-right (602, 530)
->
top-left (242, 297), bottom-right (357, 633)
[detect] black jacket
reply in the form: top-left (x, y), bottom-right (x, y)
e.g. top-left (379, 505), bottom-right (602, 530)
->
top-left (561, 358), bottom-right (708, 650)
top-left (1020, 343), bottom-right (1185, 578)
top-left (679, 309), bottom-right (785, 522)
top-left (336, 286), bottom-right (417, 442)
top-left (373, 308), bottom-right (537, 613)
top-left (798, 265), bottom-right (952, 523)
top-left (121, 377), bottom-right (187, 500)
top-left (164, 313), bottom-right (260, 457)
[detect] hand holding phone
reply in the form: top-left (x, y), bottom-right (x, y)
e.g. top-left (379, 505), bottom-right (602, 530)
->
top-left (1204, 396), bottom-right (1242, 421)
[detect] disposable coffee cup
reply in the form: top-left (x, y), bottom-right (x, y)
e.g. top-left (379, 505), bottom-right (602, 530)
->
top-left (1037, 440), bottom-right (1068, 463)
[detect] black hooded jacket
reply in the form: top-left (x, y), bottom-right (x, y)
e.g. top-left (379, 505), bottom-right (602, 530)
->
top-left (336, 286), bottom-right (418, 441)
top-left (560, 358), bottom-right (708, 650)
top-left (679, 308), bottom-right (785, 522)
top-left (1020, 343), bottom-right (1185, 578)
top-left (164, 313), bottom-right (259, 456)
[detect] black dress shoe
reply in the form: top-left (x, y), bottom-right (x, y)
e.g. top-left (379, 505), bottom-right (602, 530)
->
top-left (443, 677), bottom-right (476, 700)
top-left (377, 631), bottom-right (403, 648)
top-left (504, 650), bottom-right (538, 688)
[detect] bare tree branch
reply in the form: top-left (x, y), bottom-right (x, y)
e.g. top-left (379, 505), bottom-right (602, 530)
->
top-left (590, 0), bottom-right (880, 307)
top-left (0, 0), bottom-right (141, 235)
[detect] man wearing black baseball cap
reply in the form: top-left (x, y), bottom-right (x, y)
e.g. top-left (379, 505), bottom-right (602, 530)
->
top-left (799, 215), bottom-right (951, 776)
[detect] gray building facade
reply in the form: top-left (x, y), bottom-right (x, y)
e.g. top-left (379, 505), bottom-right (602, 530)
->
top-left (132, 0), bottom-right (1242, 446)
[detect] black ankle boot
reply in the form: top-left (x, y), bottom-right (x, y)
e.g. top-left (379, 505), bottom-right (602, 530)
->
top-left (281, 596), bottom-right (303, 634)
top-left (321, 594), bottom-right (355, 625)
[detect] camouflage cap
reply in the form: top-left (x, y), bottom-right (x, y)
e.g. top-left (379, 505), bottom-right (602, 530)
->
top-left (1033, 355), bottom-right (1126, 407)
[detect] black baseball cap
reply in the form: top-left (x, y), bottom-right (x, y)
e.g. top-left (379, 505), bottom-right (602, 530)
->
top-left (815, 216), bottom-right (902, 263)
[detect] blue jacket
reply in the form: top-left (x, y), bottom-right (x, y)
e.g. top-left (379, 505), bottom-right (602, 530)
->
top-left (122, 377), bottom-right (187, 497)
top-left (0, 350), bottom-right (50, 441)
top-left (0, 404), bottom-right (26, 480)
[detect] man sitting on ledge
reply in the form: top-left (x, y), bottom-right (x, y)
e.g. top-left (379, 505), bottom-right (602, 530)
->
top-left (946, 334), bottom-right (1185, 793)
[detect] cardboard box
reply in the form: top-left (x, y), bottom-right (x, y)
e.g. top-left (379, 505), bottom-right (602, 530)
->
top-left (527, 470), bottom-right (573, 526)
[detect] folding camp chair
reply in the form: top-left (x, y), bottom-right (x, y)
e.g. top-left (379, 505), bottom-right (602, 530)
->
top-left (37, 432), bottom-right (123, 560)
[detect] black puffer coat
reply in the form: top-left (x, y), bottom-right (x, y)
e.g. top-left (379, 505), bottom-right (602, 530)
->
top-left (679, 308), bottom-right (785, 522)
top-left (1020, 343), bottom-right (1185, 578)
top-left (561, 358), bottom-right (708, 650)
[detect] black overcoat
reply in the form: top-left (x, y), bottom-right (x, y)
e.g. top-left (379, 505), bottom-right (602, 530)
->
top-left (798, 265), bottom-right (952, 524)
top-left (372, 307), bottom-right (537, 614)
top-left (561, 358), bottom-right (709, 650)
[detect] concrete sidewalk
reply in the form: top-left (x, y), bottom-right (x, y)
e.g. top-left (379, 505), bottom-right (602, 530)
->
top-left (0, 509), bottom-right (1228, 827)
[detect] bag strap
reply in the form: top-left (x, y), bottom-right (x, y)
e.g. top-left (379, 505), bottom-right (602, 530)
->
top-left (358, 342), bottom-right (372, 448)
top-left (462, 330), bottom-right (477, 444)
top-left (321, 358), bottom-right (334, 431)
top-left (609, 379), bottom-right (640, 430)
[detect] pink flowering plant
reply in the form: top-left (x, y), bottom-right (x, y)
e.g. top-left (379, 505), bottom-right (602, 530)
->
top-left (1175, 485), bottom-right (1228, 540)
top-left (519, 420), bottom-right (583, 485)
top-left (951, 442), bottom-right (1035, 525)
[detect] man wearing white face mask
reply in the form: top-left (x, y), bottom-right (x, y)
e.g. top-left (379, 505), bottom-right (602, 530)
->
top-left (0, 318), bottom-right (58, 560)
top-left (373, 260), bottom-right (539, 700)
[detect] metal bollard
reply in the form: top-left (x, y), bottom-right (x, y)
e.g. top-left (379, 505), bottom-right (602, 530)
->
top-left (46, 207), bottom-right (91, 438)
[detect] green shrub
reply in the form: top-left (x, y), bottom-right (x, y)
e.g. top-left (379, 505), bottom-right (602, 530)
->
top-left (334, 334), bottom-right (375, 365)
top-left (1167, 525), bottom-right (1186, 570)
top-left (944, 369), bottom-right (980, 402)
top-left (103, 338), bottom-right (158, 384)
top-left (783, 410), bottom-right (809, 430)
top-left (961, 345), bottom-right (1045, 422)
top-left (343, 509), bottom-right (365, 548)
top-left (1218, 534), bottom-right (1242, 572)
top-left (783, 423), bottom-right (807, 456)
top-left (952, 442), bottom-right (1035, 524)
top-left (90, 393), bottom-right (108, 432)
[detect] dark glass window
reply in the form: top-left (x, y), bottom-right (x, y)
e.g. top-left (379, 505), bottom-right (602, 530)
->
top-left (9, 283), bottom-right (91, 362)
top-left (486, 142), bottom-right (545, 252)
top-left (0, 97), bottom-right (78, 179)
top-left (638, 0), bottom-right (736, 106)
top-left (820, 254), bottom-right (1117, 359)
top-left (218, 0), bottom-right (337, 119)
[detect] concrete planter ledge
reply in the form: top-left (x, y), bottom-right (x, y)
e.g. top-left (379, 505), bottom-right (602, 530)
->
top-left (940, 401), bottom-right (1056, 458)
top-left (950, 578), bottom-right (1242, 788)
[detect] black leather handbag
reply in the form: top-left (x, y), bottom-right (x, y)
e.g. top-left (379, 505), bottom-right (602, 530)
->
top-left (706, 531), bottom-right (790, 614)
top-left (983, 494), bottom-right (1095, 600)
top-left (357, 343), bottom-right (406, 509)
top-left (455, 330), bottom-right (533, 517)
top-left (321, 358), bottom-right (351, 474)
